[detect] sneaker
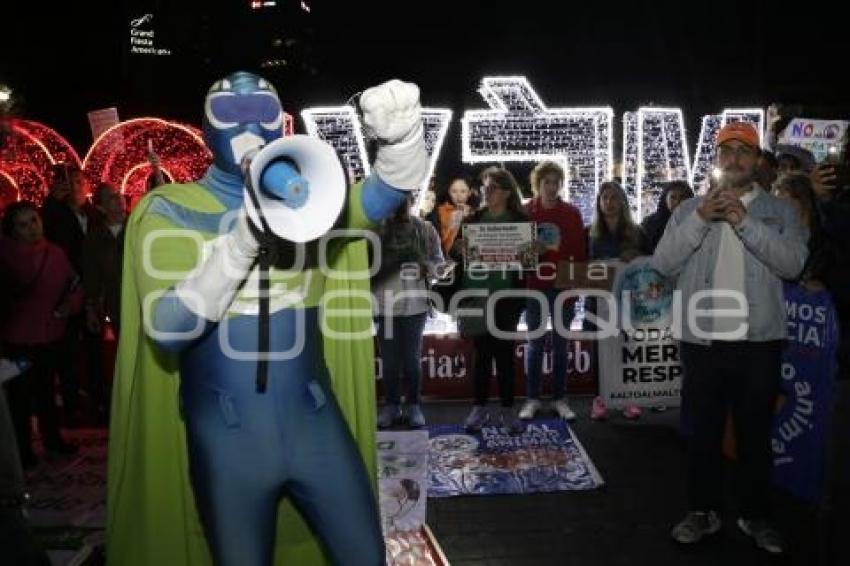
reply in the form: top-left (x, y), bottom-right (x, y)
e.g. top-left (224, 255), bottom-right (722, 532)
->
top-left (378, 404), bottom-right (401, 429)
top-left (518, 399), bottom-right (542, 420)
top-left (464, 405), bottom-right (489, 432)
top-left (591, 396), bottom-right (608, 421)
top-left (623, 404), bottom-right (642, 420)
top-left (406, 404), bottom-right (426, 428)
top-left (737, 518), bottom-right (785, 554)
top-left (552, 399), bottom-right (576, 422)
top-left (499, 406), bottom-right (525, 435)
top-left (671, 511), bottom-right (722, 544)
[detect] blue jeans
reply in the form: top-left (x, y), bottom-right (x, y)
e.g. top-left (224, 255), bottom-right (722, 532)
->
top-left (525, 289), bottom-right (575, 400)
top-left (375, 312), bottom-right (428, 405)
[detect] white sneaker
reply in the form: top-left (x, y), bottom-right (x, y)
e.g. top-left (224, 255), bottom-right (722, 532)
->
top-left (737, 518), bottom-right (786, 554)
top-left (552, 399), bottom-right (576, 421)
top-left (518, 399), bottom-right (542, 420)
top-left (671, 511), bottom-right (722, 544)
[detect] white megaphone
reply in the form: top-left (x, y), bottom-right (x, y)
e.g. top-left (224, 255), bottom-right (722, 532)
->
top-left (243, 135), bottom-right (347, 243)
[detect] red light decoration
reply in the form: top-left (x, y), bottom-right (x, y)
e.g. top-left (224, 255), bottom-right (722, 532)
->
top-left (0, 170), bottom-right (19, 214)
top-left (15, 119), bottom-right (82, 167)
top-left (0, 119), bottom-right (82, 205)
top-left (83, 118), bottom-right (212, 202)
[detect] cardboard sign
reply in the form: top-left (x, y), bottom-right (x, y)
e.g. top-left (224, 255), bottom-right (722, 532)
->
top-left (779, 118), bottom-right (849, 163)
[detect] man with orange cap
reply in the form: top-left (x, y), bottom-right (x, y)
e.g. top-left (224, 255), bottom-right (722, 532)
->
top-left (652, 122), bottom-right (808, 555)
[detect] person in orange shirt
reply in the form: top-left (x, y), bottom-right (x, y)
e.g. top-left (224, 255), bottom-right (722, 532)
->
top-left (435, 176), bottom-right (475, 254)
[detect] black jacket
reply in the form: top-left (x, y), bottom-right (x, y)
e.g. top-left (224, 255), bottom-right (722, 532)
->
top-left (41, 196), bottom-right (95, 273)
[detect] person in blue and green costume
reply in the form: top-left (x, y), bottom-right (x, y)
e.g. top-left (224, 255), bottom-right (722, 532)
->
top-left (106, 72), bottom-right (430, 566)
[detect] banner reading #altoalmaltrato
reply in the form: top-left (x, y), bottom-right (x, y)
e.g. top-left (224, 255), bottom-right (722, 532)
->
top-left (597, 258), bottom-right (683, 409)
top-left (771, 283), bottom-right (839, 503)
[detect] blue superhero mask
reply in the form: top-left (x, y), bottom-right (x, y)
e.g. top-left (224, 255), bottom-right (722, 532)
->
top-left (202, 71), bottom-right (284, 175)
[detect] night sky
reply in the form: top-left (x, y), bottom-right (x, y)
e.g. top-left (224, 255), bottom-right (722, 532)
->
top-left (3, 0), bottom-right (847, 183)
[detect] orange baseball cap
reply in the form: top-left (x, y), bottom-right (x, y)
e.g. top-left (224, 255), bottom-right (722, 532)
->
top-left (716, 122), bottom-right (760, 149)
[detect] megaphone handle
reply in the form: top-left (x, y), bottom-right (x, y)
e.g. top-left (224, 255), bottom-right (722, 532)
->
top-left (256, 245), bottom-right (271, 394)
top-left (243, 157), bottom-right (273, 393)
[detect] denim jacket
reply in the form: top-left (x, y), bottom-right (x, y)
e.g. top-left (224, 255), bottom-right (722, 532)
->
top-left (651, 186), bottom-right (808, 345)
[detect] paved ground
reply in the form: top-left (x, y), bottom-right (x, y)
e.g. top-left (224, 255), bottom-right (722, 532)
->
top-left (421, 397), bottom-right (826, 566)
top-left (22, 390), bottom-right (848, 565)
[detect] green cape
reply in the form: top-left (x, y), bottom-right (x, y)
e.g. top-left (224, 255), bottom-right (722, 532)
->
top-left (106, 182), bottom-right (378, 565)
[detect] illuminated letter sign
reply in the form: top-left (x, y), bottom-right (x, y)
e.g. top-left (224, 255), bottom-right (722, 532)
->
top-left (461, 76), bottom-right (613, 223)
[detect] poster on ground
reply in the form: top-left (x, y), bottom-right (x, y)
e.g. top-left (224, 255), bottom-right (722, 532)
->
top-left (377, 430), bottom-right (429, 532)
top-left (427, 419), bottom-right (603, 497)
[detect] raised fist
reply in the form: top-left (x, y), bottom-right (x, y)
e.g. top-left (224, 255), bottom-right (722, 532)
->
top-left (359, 79), bottom-right (423, 144)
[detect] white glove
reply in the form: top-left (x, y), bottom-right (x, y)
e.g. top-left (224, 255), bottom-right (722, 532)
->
top-left (173, 211), bottom-right (259, 322)
top-left (360, 79), bottom-right (429, 191)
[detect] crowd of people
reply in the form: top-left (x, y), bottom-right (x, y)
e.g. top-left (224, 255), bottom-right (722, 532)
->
top-left (1, 113), bottom-right (849, 561)
top-left (371, 120), bottom-right (849, 558)
top-left (0, 146), bottom-right (168, 469)
top-left (0, 164), bottom-right (128, 465)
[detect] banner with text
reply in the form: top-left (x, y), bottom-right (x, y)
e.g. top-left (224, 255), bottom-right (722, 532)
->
top-left (427, 419), bottom-right (603, 497)
top-left (598, 258), bottom-right (682, 409)
top-left (778, 118), bottom-right (849, 163)
top-left (463, 221), bottom-right (538, 271)
top-left (376, 334), bottom-right (598, 400)
top-left (771, 284), bottom-right (839, 502)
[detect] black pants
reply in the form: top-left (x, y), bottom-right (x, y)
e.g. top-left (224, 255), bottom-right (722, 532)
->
top-left (472, 298), bottom-right (523, 407)
top-left (56, 314), bottom-right (105, 415)
top-left (3, 343), bottom-right (64, 458)
top-left (680, 340), bottom-right (781, 520)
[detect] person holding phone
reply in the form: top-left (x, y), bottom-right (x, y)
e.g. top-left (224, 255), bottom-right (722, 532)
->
top-left (654, 122), bottom-right (808, 555)
top-left (436, 176), bottom-right (475, 255)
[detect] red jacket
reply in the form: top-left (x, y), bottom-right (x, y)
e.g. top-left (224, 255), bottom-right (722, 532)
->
top-left (525, 198), bottom-right (587, 290)
top-left (0, 238), bottom-right (83, 345)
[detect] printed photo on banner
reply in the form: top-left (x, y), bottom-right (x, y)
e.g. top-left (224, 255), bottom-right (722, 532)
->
top-left (597, 258), bottom-right (682, 409)
top-left (427, 419), bottom-right (603, 498)
top-left (377, 431), bottom-right (429, 533)
top-left (462, 222), bottom-right (538, 271)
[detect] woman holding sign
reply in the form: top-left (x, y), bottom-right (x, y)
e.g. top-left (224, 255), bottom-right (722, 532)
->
top-left (450, 167), bottom-right (529, 435)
